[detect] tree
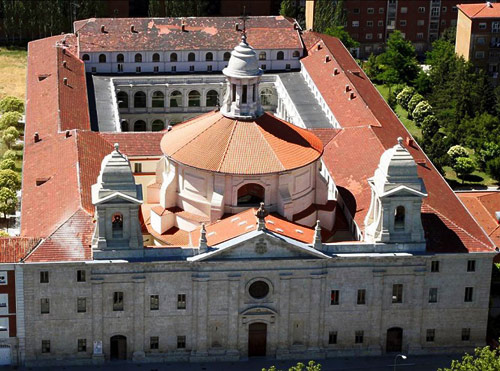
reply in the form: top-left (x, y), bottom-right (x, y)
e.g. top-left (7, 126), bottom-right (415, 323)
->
top-left (447, 145), bottom-right (468, 161)
top-left (2, 150), bottom-right (17, 161)
top-left (376, 30), bottom-right (420, 85)
top-left (313, 0), bottom-right (342, 33)
top-left (363, 53), bottom-right (382, 81)
top-left (324, 26), bottom-right (359, 49)
top-left (396, 86), bottom-right (415, 109)
top-left (148, 0), bottom-right (163, 16)
top-left (407, 93), bottom-right (424, 117)
top-left (2, 126), bottom-right (19, 149)
top-left (263, 361), bottom-right (322, 371)
top-left (0, 96), bottom-right (23, 113)
top-left (0, 159), bottom-right (16, 171)
top-left (280, 0), bottom-right (297, 18)
top-left (0, 111), bottom-right (22, 130)
top-left (487, 158), bottom-right (500, 182)
top-left (438, 344), bottom-right (500, 370)
top-left (478, 142), bottom-right (500, 170)
top-left (461, 113), bottom-right (500, 152)
top-left (413, 101), bottom-right (434, 126)
top-left (0, 169), bottom-right (21, 191)
top-left (452, 157), bottom-right (476, 183)
top-left (0, 187), bottom-right (17, 219)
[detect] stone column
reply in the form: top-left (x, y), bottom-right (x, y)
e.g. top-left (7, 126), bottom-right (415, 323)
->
top-left (132, 276), bottom-right (146, 360)
top-left (91, 279), bottom-right (105, 364)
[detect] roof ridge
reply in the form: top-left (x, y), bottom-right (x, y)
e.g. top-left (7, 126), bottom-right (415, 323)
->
top-left (216, 118), bottom-right (238, 172)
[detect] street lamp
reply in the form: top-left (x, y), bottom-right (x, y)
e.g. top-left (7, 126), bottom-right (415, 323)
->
top-left (394, 354), bottom-right (407, 371)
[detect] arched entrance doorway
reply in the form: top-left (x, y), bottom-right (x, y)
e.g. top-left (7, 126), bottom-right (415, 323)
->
top-left (386, 327), bottom-right (403, 352)
top-left (110, 335), bottom-right (127, 360)
top-left (248, 322), bottom-right (267, 357)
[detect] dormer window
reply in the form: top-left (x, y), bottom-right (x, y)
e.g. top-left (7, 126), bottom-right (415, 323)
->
top-left (394, 206), bottom-right (405, 229)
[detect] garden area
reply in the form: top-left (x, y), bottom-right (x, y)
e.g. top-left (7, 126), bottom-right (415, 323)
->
top-left (363, 30), bottom-right (500, 189)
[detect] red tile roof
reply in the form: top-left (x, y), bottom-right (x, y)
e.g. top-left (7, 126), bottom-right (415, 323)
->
top-left (457, 191), bottom-right (500, 247)
top-left (458, 3), bottom-right (500, 18)
top-left (161, 111), bottom-right (323, 174)
top-left (0, 238), bottom-right (41, 263)
top-left (75, 16), bottom-right (302, 53)
top-left (304, 32), bottom-right (495, 253)
top-left (99, 132), bottom-right (164, 156)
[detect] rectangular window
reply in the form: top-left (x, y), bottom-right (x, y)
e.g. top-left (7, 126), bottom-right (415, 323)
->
top-left (426, 329), bottom-right (435, 342)
top-left (41, 298), bottom-right (50, 314)
top-left (189, 65), bottom-right (194, 72)
top-left (400, 20), bottom-right (407, 27)
top-left (330, 290), bottom-right (340, 305)
top-left (465, 287), bottom-right (474, 302)
top-left (452, 6), bottom-right (457, 12)
top-left (353, 8), bottom-right (360, 14)
top-left (242, 85), bottom-right (247, 104)
top-left (0, 294), bottom-right (7, 315)
top-left (91, 67), bottom-right (97, 73)
top-left (117, 63), bottom-right (123, 72)
top-left (207, 65), bottom-right (212, 72)
top-left (42, 340), bottom-right (50, 353)
top-left (352, 21), bottom-right (359, 28)
top-left (400, 7), bottom-right (407, 14)
top-left (479, 23), bottom-right (487, 30)
top-left (40, 271), bottom-right (49, 283)
top-left (366, 21), bottom-right (373, 27)
top-left (78, 338), bottom-right (87, 352)
top-left (171, 66), bottom-right (176, 72)
top-left (441, 20), bottom-right (446, 26)
top-left (285, 64), bottom-right (291, 70)
top-left (379, 7), bottom-right (384, 14)
top-left (378, 33), bottom-right (383, 40)
top-left (77, 270), bottom-right (86, 282)
top-left (150, 336), bottom-right (159, 349)
top-left (477, 37), bottom-right (486, 45)
top-left (418, 7), bottom-right (425, 13)
top-left (367, 8), bottom-right (374, 14)
top-left (150, 295), bottom-right (159, 311)
top-left (328, 331), bottom-right (337, 344)
top-left (154, 66), bottom-right (159, 73)
top-left (77, 297), bottom-right (86, 313)
top-left (417, 33), bottom-right (424, 40)
top-left (467, 260), bottom-right (476, 272)
top-left (378, 20), bottom-right (384, 27)
top-left (136, 66), bottom-right (141, 73)
top-left (177, 294), bottom-right (186, 309)
top-left (417, 19), bottom-right (425, 26)
top-left (0, 272), bottom-right (7, 285)
top-left (355, 330), bottom-right (364, 344)
top-left (177, 335), bottom-right (186, 349)
top-left (134, 163), bottom-right (142, 173)
top-left (493, 22), bottom-right (500, 33)
top-left (429, 288), bottom-right (438, 303)
top-left (357, 289), bottom-right (366, 305)
top-left (431, 261), bottom-right (439, 272)
top-left (442, 6), bottom-right (447, 13)
top-left (261, 64), bottom-right (267, 70)
top-left (113, 292), bottom-right (124, 311)
top-left (462, 328), bottom-right (471, 341)
top-left (365, 33), bottom-right (373, 40)
top-left (392, 284), bottom-right (403, 303)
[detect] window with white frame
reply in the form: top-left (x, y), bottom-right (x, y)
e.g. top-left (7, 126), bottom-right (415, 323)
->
top-left (417, 19), bottom-right (425, 26)
top-left (0, 272), bottom-right (7, 285)
top-left (479, 23), bottom-right (487, 30)
top-left (378, 20), bottom-right (384, 27)
top-left (0, 294), bottom-right (7, 315)
top-left (431, 7), bottom-right (439, 16)
top-left (367, 8), bottom-right (374, 14)
top-left (367, 21), bottom-right (373, 27)
top-left (475, 51), bottom-right (485, 59)
top-left (366, 33), bottom-right (373, 40)
top-left (400, 7), bottom-right (407, 13)
top-left (0, 318), bottom-right (8, 339)
top-left (493, 22), bottom-right (500, 33)
top-left (417, 33), bottom-right (424, 39)
top-left (352, 21), bottom-right (359, 27)
top-left (418, 7), bottom-right (425, 13)
top-left (400, 20), bottom-right (407, 27)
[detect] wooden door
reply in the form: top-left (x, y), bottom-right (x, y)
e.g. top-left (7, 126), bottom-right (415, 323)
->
top-left (386, 327), bottom-right (403, 352)
top-left (110, 335), bottom-right (127, 360)
top-left (248, 322), bottom-right (267, 357)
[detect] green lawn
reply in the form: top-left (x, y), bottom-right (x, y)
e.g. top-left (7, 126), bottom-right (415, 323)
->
top-left (0, 47), bottom-right (27, 100)
top-left (374, 84), bottom-right (422, 139)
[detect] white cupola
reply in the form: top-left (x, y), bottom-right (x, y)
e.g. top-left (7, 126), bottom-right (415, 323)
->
top-left (220, 34), bottom-right (263, 119)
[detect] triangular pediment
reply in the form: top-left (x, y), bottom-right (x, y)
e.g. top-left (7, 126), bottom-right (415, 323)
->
top-left (188, 230), bottom-right (329, 262)
top-left (381, 185), bottom-right (427, 198)
top-left (93, 191), bottom-right (143, 205)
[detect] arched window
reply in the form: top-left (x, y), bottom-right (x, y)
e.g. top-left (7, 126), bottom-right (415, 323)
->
top-left (152, 119), bottom-right (164, 131)
top-left (205, 52), bottom-right (213, 61)
top-left (117, 91), bottom-right (129, 108)
top-left (260, 88), bottom-right (274, 106)
top-left (170, 53), bottom-right (178, 62)
top-left (120, 120), bottom-right (129, 132)
top-left (292, 50), bottom-right (300, 58)
top-left (188, 90), bottom-right (201, 107)
top-left (394, 206), bottom-right (405, 229)
top-left (82, 54), bottom-right (90, 61)
top-left (116, 54), bottom-right (124, 63)
top-left (134, 120), bottom-right (147, 131)
top-left (112, 212), bottom-right (123, 238)
top-left (223, 52), bottom-right (231, 61)
top-left (259, 52), bottom-right (266, 60)
top-left (206, 90), bottom-right (219, 107)
top-left (152, 91), bottom-right (165, 108)
top-left (277, 51), bottom-right (284, 60)
top-left (134, 91), bottom-right (146, 108)
top-left (134, 53), bottom-right (142, 63)
top-left (237, 183), bottom-right (265, 206)
top-left (188, 52), bottom-right (196, 62)
top-left (152, 53), bottom-right (160, 62)
top-left (170, 90), bottom-right (182, 107)
top-left (99, 54), bottom-right (106, 63)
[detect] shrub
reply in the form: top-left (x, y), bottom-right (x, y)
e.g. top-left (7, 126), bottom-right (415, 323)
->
top-left (447, 145), bottom-right (469, 161)
top-left (487, 157), bottom-right (500, 182)
top-left (478, 142), bottom-right (500, 169)
top-left (2, 126), bottom-right (19, 149)
top-left (393, 85), bottom-right (406, 96)
top-left (387, 90), bottom-right (397, 110)
top-left (0, 111), bottom-right (22, 130)
top-left (0, 96), bottom-right (23, 114)
top-left (11, 142), bottom-right (23, 151)
top-left (0, 159), bottom-right (16, 171)
top-left (0, 169), bottom-right (20, 191)
top-left (413, 101), bottom-right (434, 126)
top-left (452, 157), bottom-right (476, 183)
top-left (407, 93), bottom-right (424, 117)
top-left (0, 187), bottom-right (17, 218)
top-left (2, 150), bottom-right (17, 160)
top-left (396, 86), bottom-right (415, 109)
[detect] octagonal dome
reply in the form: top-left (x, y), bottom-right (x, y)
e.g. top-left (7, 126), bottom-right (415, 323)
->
top-left (161, 111), bottom-right (323, 175)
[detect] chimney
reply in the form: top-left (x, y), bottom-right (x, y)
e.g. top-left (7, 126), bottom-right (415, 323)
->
top-left (495, 211), bottom-right (500, 223)
top-left (324, 55), bottom-right (331, 63)
top-left (181, 19), bottom-right (186, 32)
top-left (317, 43), bottom-right (322, 51)
top-left (100, 25), bottom-right (105, 33)
top-left (130, 25), bottom-right (136, 33)
top-left (406, 137), bottom-right (414, 147)
top-left (345, 84), bottom-right (350, 93)
top-left (65, 130), bottom-right (71, 138)
top-left (62, 60), bottom-right (67, 68)
top-left (487, 2), bottom-right (493, 8)
top-left (63, 77), bottom-right (68, 86)
top-left (305, 0), bottom-right (316, 30)
top-left (34, 132), bottom-right (40, 143)
top-left (235, 22), bottom-right (240, 31)
top-left (349, 92), bottom-right (355, 100)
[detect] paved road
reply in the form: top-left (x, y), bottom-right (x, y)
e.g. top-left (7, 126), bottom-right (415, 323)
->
top-left (11, 353), bottom-right (462, 371)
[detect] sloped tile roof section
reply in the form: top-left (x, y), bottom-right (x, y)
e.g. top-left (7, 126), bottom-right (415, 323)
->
top-left (0, 237), bottom-right (41, 263)
top-left (25, 209), bottom-right (94, 262)
top-left (75, 16), bottom-right (302, 52)
top-left (458, 3), bottom-right (500, 18)
top-left (99, 132), bottom-right (164, 156)
top-left (161, 111), bottom-right (323, 174)
top-left (304, 32), bottom-right (495, 253)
